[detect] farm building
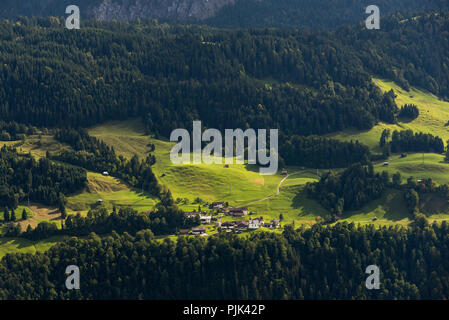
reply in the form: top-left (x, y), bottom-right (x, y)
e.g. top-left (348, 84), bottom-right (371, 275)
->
top-left (249, 217), bottom-right (264, 229)
top-left (228, 207), bottom-right (248, 217)
top-left (200, 216), bottom-right (212, 224)
top-left (220, 221), bottom-right (236, 229)
top-left (185, 212), bottom-right (200, 218)
top-left (268, 219), bottom-right (280, 228)
top-left (211, 201), bottom-right (225, 209)
top-left (236, 220), bottom-right (249, 230)
top-left (191, 227), bottom-right (206, 235)
top-left (178, 229), bottom-right (190, 236)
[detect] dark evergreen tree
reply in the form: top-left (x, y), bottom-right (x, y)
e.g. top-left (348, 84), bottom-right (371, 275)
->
top-left (21, 208), bottom-right (28, 221)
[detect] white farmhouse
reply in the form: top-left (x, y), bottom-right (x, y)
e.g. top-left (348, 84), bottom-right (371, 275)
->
top-left (200, 216), bottom-right (212, 224)
top-left (249, 217), bottom-right (264, 229)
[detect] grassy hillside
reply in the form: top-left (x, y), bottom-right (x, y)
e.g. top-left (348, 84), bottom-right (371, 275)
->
top-left (88, 120), bottom-right (335, 225)
top-left (340, 189), bottom-right (410, 226)
top-left (0, 134), bottom-right (72, 158)
top-left (328, 79), bottom-right (449, 185)
top-left (3, 81), bottom-right (449, 260)
top-left (0, 235), bottom-right (68, 259)
top-left (66, 172), bottom-right (158, 213)
top-left (329, 78), bottom-right (449, 152)
top-left (248, 185), bottom-right (324, 224)
top-left (374, 153), bottom-right (449, 185)
top-left (89, 119), bottom-right (285, 205)
top-left (0, 129), bottom-right (158, 219)
top-left (88, 118), bottom-right (449, 225)
top-left (340, 187), bottom-right (449, 226)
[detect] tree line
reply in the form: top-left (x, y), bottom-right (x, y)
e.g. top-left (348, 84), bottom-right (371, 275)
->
top-left (12, 204), bottom-right (199, 241)
top-left (1, 221), bottom-right (448, 299)
top-left (0, 146), bottom-right (87, 209)
top-left (279, 135), bottom-right (370, 168)
top-left (380, 129), bottom-right (444, 154)
top-left (305, 163), bottom-right (388, 220)
top-left (0, 17), bottom-right (399, 139)
top-left (398, 104), bottom-right (419, 120)
top-left (53, 128), bottom-right (160, 197)
top-left (0, 121), bottom-right (36, 141)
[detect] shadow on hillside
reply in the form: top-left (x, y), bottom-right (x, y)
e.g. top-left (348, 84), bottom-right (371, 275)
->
top-left (342, 190), bottom-right (409, 222)
top-left (244, 163), bottom-right (261, 173)
top-left (420, 193), bottom-right (449, 216)
top-left (291, 189), bottom-right (328, 218)
top-left (0, 237), bottom-right (33, 250)
top-left (397, 117), bottom-right (415, 124)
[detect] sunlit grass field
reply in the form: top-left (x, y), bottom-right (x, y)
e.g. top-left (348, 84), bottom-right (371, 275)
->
top-left (66, 172), bottom-right (158, 213)
top-left (0, 236), bottom-right (68, 259)
top-left (89, 119), bottom-right (284, 205)
top-left (373, 153), bottom-right (449, 185)
top-left (328, 78), bottom-right (449, 152)
top-left (328, 78), bottom-right (449, 185)
top-left (3, 77), bottom-right (449, 258)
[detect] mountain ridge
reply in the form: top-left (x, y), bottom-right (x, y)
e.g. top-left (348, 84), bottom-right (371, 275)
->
top-left (1, 0), bottom-right (448, 29)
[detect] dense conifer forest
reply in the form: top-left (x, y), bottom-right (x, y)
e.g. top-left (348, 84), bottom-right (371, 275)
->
top-left (53, 128), bottom-right (160, 196)
top-left (0, 6), bottom-right (449, 302)
top-left (0, 14), bottom-right (447, 168)
top-left (17, 205), bottom-right (199, 241)
top-left (0, 222), bottom-right (448, 299)
top-left (207, 0), bottom-right (449, 29)
top-left (0, 0), bottom-right (448, 30)
top-left (279, 136), bottom-right (370, 168)
top-left (0, 146), bottom-right (87, 208)
top-left (305, 164), bottom-right (388, 217)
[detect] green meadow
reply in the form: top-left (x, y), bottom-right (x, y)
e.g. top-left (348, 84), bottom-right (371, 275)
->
top-left (248, 185), bottom-right (325, 225)
top-left (324, 78), bottom-right (449, 222)
top-left (66, 172), bottom-right (158, 213)
top-left (89, 119), bottom-right (284, 205)
top-left (340, 189), bottom-right (411, 226)
top-left (328, 78), bottom-right (449, 185)
top-left (3, 77), bottom-right (449, 258)
top-left (0, 206), bottom-right (33, 223)
top-left (0, 236), bottom-right (67, 259)
top-left (87, 120), bottom-right (329, 226)
top-left (329, 78), bottom-right (449, 152)
top-left (374, 153), bottom-right (449, 185)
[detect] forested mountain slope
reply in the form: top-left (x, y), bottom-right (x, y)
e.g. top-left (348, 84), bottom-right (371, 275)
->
top-left (1, 223), bottom-right (447, 299)
top-left (0, 0), bottom-right (448, 30)
top-left (339, 12), bottom-right (449, 99)
top-left (0, 14), bottom-right (448, 138)
top-left (207, 0), bottom-right (449, 29)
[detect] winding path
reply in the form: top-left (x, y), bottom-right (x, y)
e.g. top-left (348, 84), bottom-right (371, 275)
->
top-left (242, 170), bottom-right (307, 206)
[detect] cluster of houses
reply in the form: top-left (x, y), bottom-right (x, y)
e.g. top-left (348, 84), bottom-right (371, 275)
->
top-left (219, 218), bottom-right (280, 233)
top-left (210, 202), bottom-right (250, 217)
top-left (185, 211), bottom-right (212, 224)
top-left (180, 200), bottom-right (281, 236)
top-left (178, 227), bottom-right (207, 236)
top-left (185, 203), bottom-right (250, 220)
top-left (178, 217), bottom-right (280, 236)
